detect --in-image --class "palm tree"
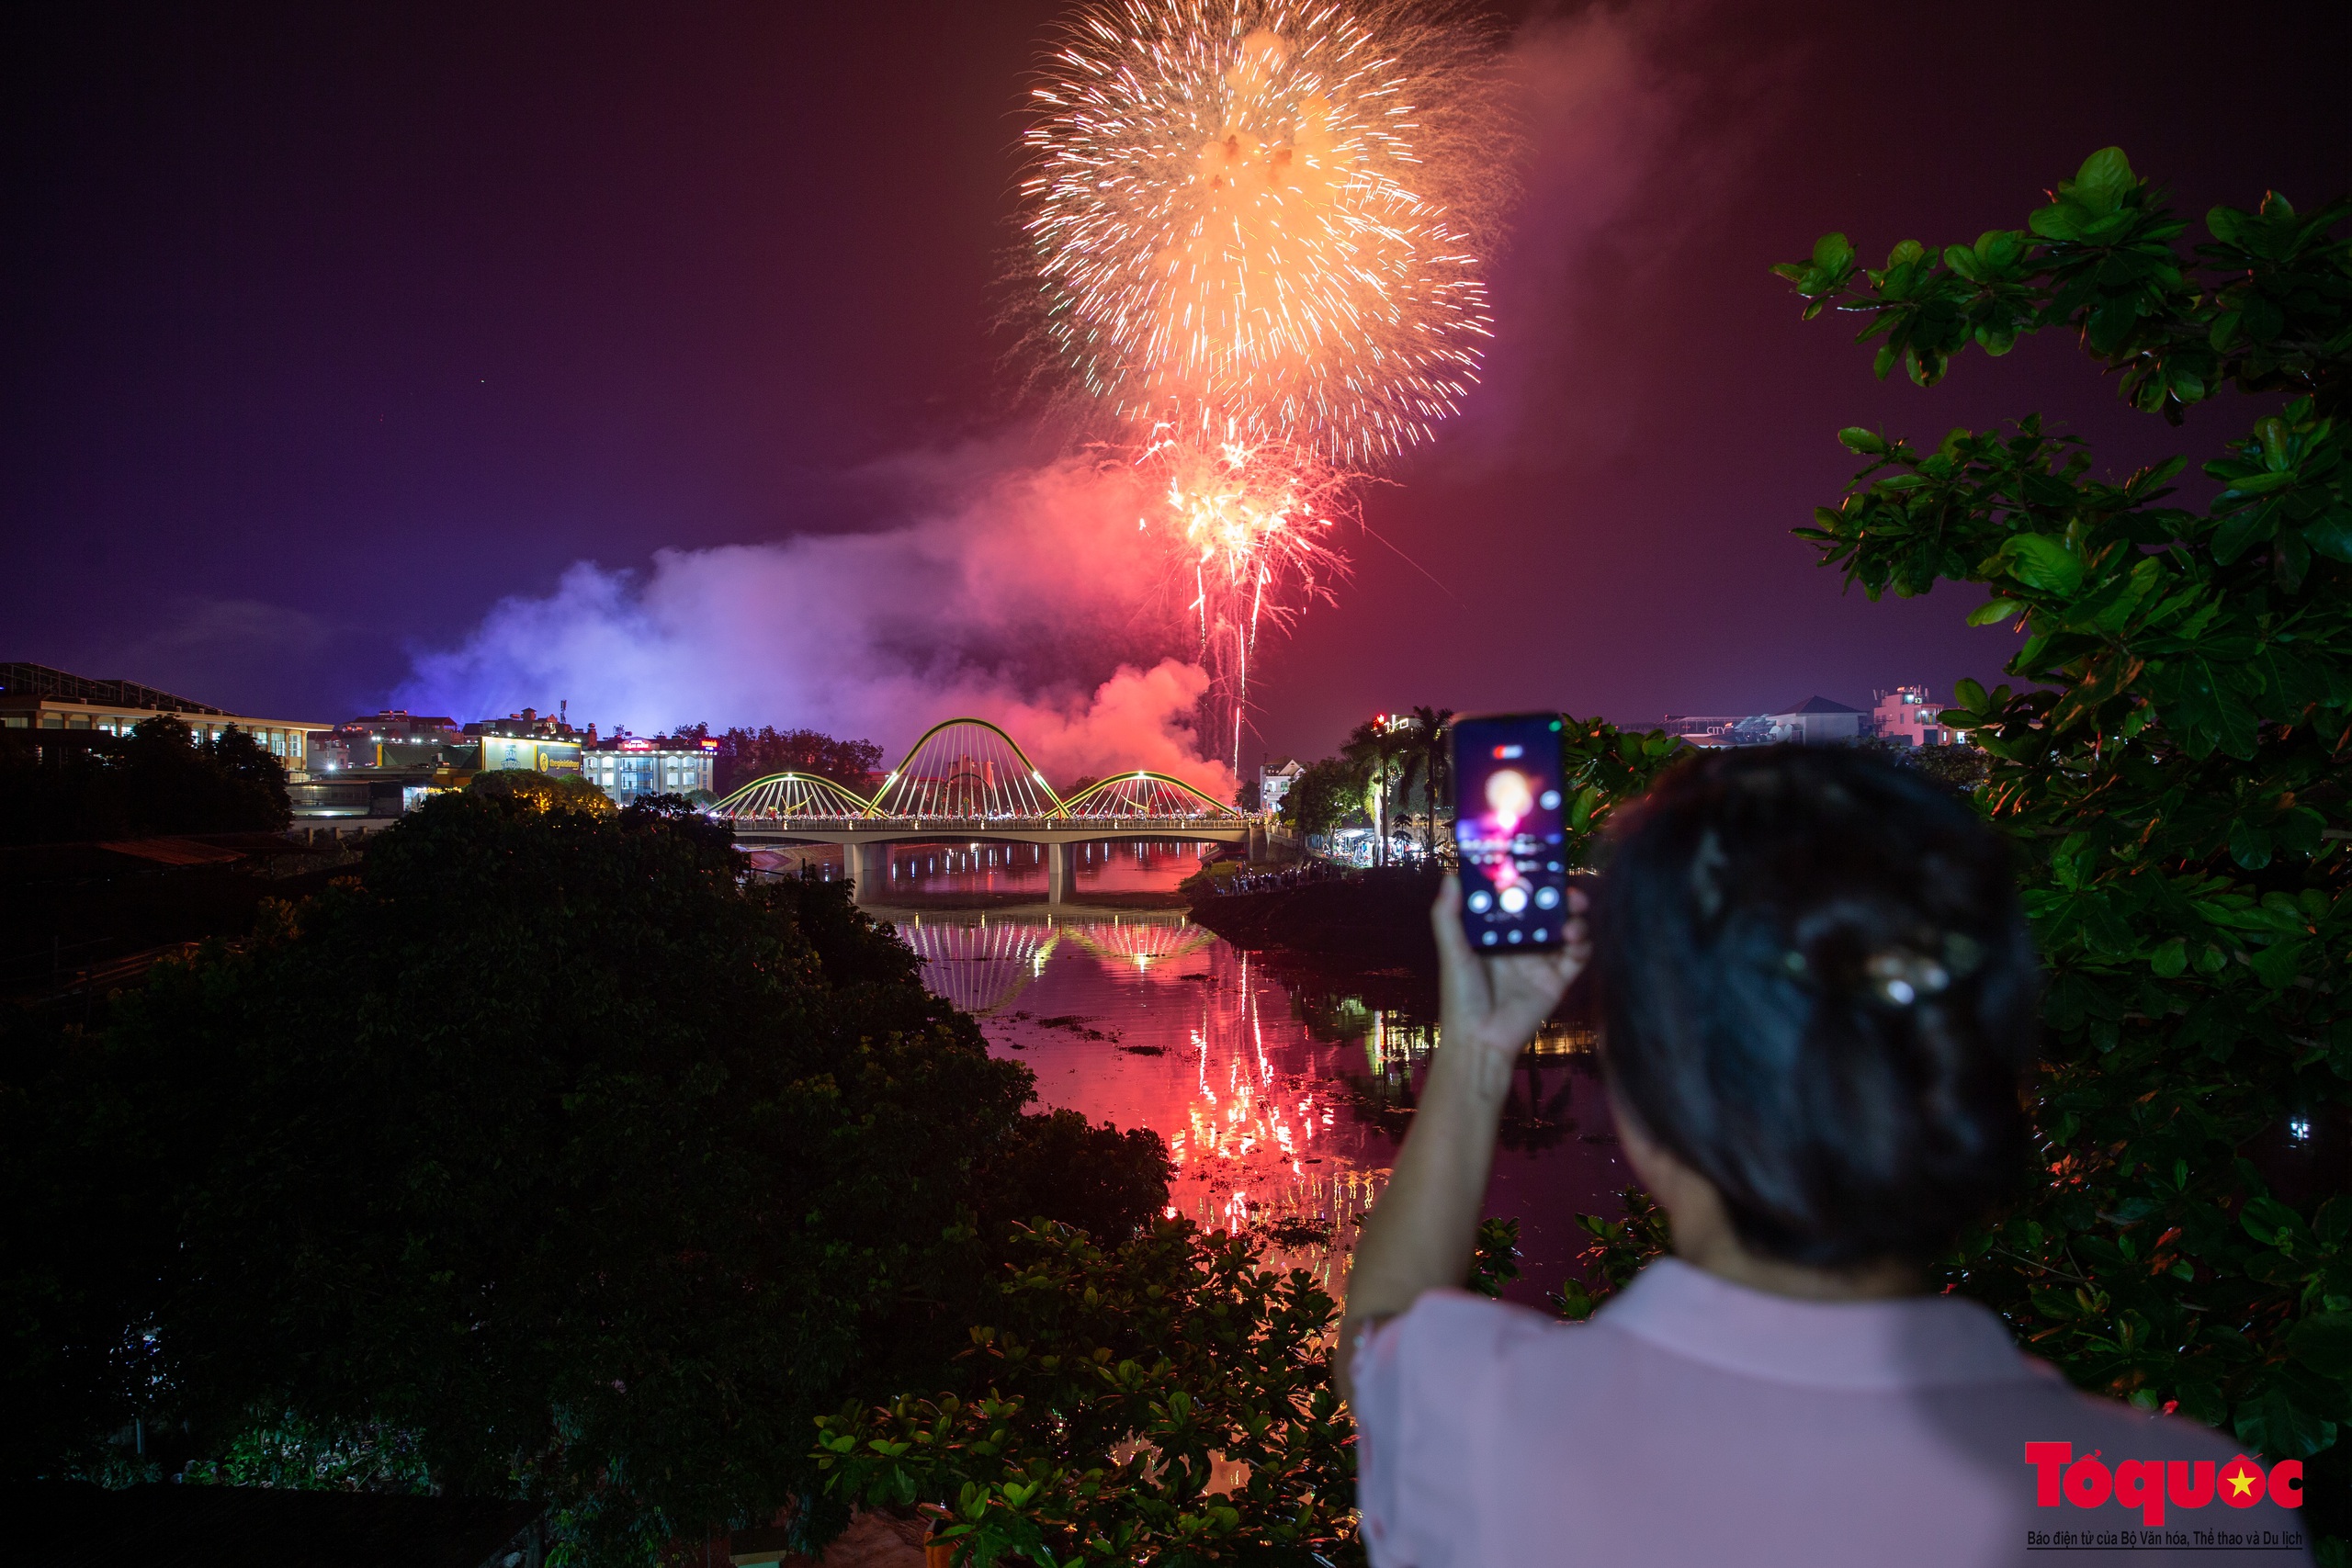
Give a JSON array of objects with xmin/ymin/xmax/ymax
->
[
  {"xmin": 1341, "ymin": 716, "xmax": 1405, "ymax": 867},
  {"xmin": 1410, "ymin": 705, "xmax": 1453, "ymax": 860}
]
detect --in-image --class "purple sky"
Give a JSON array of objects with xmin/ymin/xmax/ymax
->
[{"xmin": 6, "ymin": 1, "xmax": 2344, "ymax": 769}]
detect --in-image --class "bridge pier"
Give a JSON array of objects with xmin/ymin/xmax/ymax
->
[
  {"xmin": 1046, "ymin": 840, "xmax": 1072, "ymax": 905},
  {"xmin": 851, "ymin": 840, "xmax": 891, "ymax": 904}
]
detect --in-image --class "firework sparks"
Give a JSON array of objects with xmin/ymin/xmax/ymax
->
[
  {"xmin": 1141, "ymin": 429, "xmax": 1351, "ymax": 768},
  {"xmin": 1023, "ymin": 0, "xmax": 1506, "ymax": 770}
]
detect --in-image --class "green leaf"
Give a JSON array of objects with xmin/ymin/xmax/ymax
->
[
  {"xmin": 2151, "ymin": 938, "xmax": 2188, "ymax": 978},
  {"xmin": 1838, "ymin": 427, "xmax": 1888, "ymax": 456},
  {"xmin": 2001, "ymin": 535, "xmax": 2085, "ymax": 595},
  {"xmin": 2073, "ymin": 146, "xmax": 2135, "ymax": 201},
  {"xmin": 2290, "ymin": 1314, "xmax": 2352, "ymax": 1380},
  {"xmin": 2234, "ymin": 1385, "xmax": 2338, "ymax": 1461},
  {"xmin": 2228, "ymin": 818, "xmax": 2274, "ymax": 872},
  {"xmin": 1953, "ymin": 677, "xmax": 1988, "ymax": 712},
  {"xmin": 2301, "ymin": 510, "xmax": 2352, "ymax": 564},
  {"xmin": 1968, "ymin": 598, "xmax": 2025, "ymax": 627}
]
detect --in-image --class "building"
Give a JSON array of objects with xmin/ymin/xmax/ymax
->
[
  {"xmin": 1258, "ymin": 757, "xmax": 1303, "ymax": 816},
  {"xmin": 1663, "ymin": 690, "xmax": 1973, "ymax": 750},
  {"xmin": 582, "ymin": 734, "xmax": 718, "ymax": 805},
  {"xmin": 0, "ymin": 661, "xmax": 329, "ymax": 773},
  {"xmin": 291, "ymin": 705, "xmax": 591, "ymax": 819},
  {"xmin": 1767, "ymin": 695, "xmax": 1865, "ymax": 744},
  {"xmin": 465, "ymin": 704, "xmax": 587, "ymax": 741},
  {"xmin": 1870, "ymin": 686, "xmax": 1953, "ymax": 747},
  {"xmin": 309, "ymin": 710, "xmax": 460, "ymax": 773},
  {"xmin": 1661, "ymin": 715, "xmax": 1755, "ymax": 748}
]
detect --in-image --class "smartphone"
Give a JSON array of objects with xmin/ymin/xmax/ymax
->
[{"xmin": 1451, "ymin": 713, "xmax": 1570, "ymax": 952}]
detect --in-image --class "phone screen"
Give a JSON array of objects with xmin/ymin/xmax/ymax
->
[{"xmin": 1452, "ymin": 713, "xmax": 1569, "ymax": 952}]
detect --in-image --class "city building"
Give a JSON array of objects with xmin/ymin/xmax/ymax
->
[
  {"xmin": 465, "ymin": 703, "xmax": 588, "ymax": 741},
  {"xmin": 1665, "ymin": 692, "xmax": 1953, "ymax": 748},
  {"xmin": 0, "ymin": 661, "xmax": 329, "ymax": 773},
  {"xmin": 1767, "ymin": 695, "xmax": 1865, "ymax": 744},
  {"xmin": 1660, "ymin": 715, "xmax": 1758, "ymax": 748},
  {"xmin": 291, "ymin": 705, "xmax": 592, "ymax": 819},
  {"xmin": 582, "ymin": 733, "xmax": 718, "ymax": 805},
  {"xmin": 1870, "ymin": 686, "xmax": 1954, "ymax": 747},
  {"xmin": 309, "ymin": 710, "xmax": 460, "ymax": 773},
  {"xmin": 1258, "ymin": 757, "xmax": 1303, "ymax": 816}
]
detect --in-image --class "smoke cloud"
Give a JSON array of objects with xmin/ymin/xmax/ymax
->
[{"xmin": 396, "ymin": 448, "xmax": 1239, "ymax": 796}]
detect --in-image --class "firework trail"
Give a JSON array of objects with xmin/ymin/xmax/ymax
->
[{"xmin": 1022, "ymin": 0, "xmax": 1508, "ymax": 773}]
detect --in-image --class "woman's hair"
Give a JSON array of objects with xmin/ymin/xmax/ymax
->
[{"xmin": 1592, "ymin": 745, "xmax": 2039, "ymax": 1268}]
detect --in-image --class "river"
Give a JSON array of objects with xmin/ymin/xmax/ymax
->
[{"xmin": 778, "ymin": 839, "xmax": 1634, "ymax": 1310}]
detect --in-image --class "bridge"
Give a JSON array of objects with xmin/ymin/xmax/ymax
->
[{"xmin": 710, "ymin": 717, "xmax": 1252, "ymax": 902}]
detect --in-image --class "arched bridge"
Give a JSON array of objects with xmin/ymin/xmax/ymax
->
[{"xmin": 710, "ymin": 717, "xmax": 1252, "ymax": 902}]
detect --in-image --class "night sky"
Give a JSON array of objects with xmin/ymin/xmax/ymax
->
[{"xmin": 6, "ymin": 1, "xmax": 2345, "ymax": 772}]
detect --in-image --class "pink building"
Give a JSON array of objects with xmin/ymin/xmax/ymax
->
[{"xmin": 1871, "ymin": 686, "xmax": 1954, "ymax": 747}]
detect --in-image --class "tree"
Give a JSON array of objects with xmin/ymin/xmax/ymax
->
[
  {"xmin": 1339, "ymin": 719, "xmax": 1407, "ymax": 867},
  {"xmin": 1275, "ymin": 756, "xmax": 1368, "ymax": 842},
  {"xmin": 467, "ymin": 766, "xmax": 616, "ymax": 816},
  {"xmin": 680, "ymin": 726, "xmax": 886, "ymax": 797},
  {"xmin": 814, "ymin": 1221, "xmax": 1353, "ymax": 1567},
  {"xmin": 0, "ymin": 716, "xmax": 289, "ymax": 845},
  {"xmin": 1401, "ymin": 705, "xmax": 1454, "ymax": 859},
  {"xmin": 2, "ymin": 793, "xmax": 1168, "ymax": 1562},
  {"xmin": 1776, "ymin": 150, "xmax": 2351, "ymax": 1539}
]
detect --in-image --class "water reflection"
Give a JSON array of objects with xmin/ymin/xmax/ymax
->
[
  {"xmin": 878, "ymin": 889, "xmax": 1630, "ymax": 1306},
  {"xmin": 744, "ymin": 838, "xmax": 1217, "ymax": 897}
]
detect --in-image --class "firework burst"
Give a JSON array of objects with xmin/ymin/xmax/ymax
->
[{"xmin": 1022, "ymin": 0, "xmax": 1507, "ymax": 771}]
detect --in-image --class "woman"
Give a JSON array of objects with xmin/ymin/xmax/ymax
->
[{"xmin": 1342, "ymin": 746, "xmax": 2309, "ymax": 1565}]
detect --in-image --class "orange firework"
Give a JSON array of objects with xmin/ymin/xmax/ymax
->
[
  {"xmin": 1023, "ymin": 0, "xmax": 1507, "ymax": 770},
  {"xmin": 1141, "ymin": 429, "xmax": 1351, "ymax": 769}
]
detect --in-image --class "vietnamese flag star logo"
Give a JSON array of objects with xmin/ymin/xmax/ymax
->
[{"xmin": 2220, "ymin": 1457, "xmax": 2264, "ymax": 1506}]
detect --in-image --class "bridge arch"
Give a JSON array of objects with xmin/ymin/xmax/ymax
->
[
  {"xmin": 709, "ymin": 772, "xmax": 875, "ymax": 820},
  {"xmin": 868, "ymin": 716, "xmax": 1064, "ymax": 818},
  {"xmin": 1055, "ymin": 772, "xmax": 1240, "ymax": 821}
]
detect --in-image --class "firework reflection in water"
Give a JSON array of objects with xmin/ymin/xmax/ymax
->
[{"xmin": 1023, "ymin": 0, "xmax": 1508, "ymax": 770}]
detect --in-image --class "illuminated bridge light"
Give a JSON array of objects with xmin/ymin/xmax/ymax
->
[{"xmin": 707, "ymin": 716, "xmax": 1244, "ymax": 828}]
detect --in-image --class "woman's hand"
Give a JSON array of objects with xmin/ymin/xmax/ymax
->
[{"xmin": 1430, "ymin": 874, "xmax": 1590, "ymax": 1095}]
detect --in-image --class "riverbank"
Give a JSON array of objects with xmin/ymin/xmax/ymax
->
[{"xmin": 1185, "ymin": 864, "xmax": 1442, "ymax": 970}]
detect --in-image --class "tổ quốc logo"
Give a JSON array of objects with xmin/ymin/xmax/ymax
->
[{"xmin": 2026, "ymin": 1443, "xmax": 2301, "ymax": 1527}]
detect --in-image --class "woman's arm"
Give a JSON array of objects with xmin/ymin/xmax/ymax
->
[{"xmin": 1336, "ymin": 876, "xmax": 1587, "ymax": 1404}]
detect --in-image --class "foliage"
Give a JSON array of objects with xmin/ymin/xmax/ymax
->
[
  {"xmin": 1276, "ymin": 756, "xmax": 1369, "ymax": 840},
  {"xmin": 1910, "ymin": 742, "xmax": 1992, "ymax": 793},
  {"xmin": 675, "ymin": 724, "xmax": 886, "ymax": 797},
  {"xmin": 1548, "ymin": 1191, "xmax": 1671, "ymax": 1322},
  {"xmin": 1778, "ymin": 149, "xmax": 2352, "ymax": 1537},
  {"xmin": 178, "ymin": 1414, "xmax": 435, "ymax": 1494},
  {"xmin": 468, "ymin": 766, "xmax": 616, "ymax": 816},
  {"xmin": 1339, "ymin": 720, "xmax": 1408, "ymax": 867},
  {"xmin": 970, "ymin": 1110, "xmax": 1176, "ymax": 1250},
  {"xmin": 1464, "ymin": 1217, "xmax": 1521, "ymax": 1299},
  {"xmin": 1555, "ymin": 717, "xmax": 1688, "ymax": 867},
  {"xmin": 0, "ymin": 716, "xmax": 290, "ymax": 844},
  {"xmin": 0, "ymin": 794, "xmax": 1167, "ymax": 1562},
  {"xmin": 813, "ymin": 1220, "xmax": 1353, "ymax": 1568}
]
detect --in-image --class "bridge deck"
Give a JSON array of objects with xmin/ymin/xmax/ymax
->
[{"xmin": 727, "ymin": 817, "xmax": 1251, "ymax": 904}]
